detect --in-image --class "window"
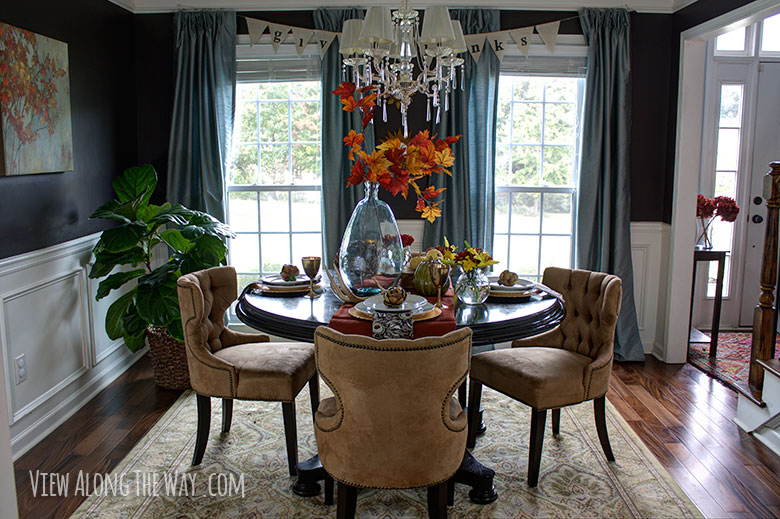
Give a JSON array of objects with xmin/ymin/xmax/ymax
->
[
  {"xmin": 706, "ymin": 83, "xmax": 745, "ymax": 297},
  {"xmin": 493, "ymin": 75, "xmax": 585, "ymax": 282},
  {"xmin": 715, "ymin": 26, "xmax": 749, "ymax": 54},
  {"xmin": 227, "ymin": 81, "xmax": 322, "ymax": 288},
  {"xmin": 760, "ymin": 13, "xmax": 780, "ymax": 54}
]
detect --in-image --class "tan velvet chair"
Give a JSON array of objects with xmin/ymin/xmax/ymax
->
[
  {"xmin": 467, "ymin": 267, "xmax": 622, "ymax": 487},
  {"xmin": 313, "ymin": 326, "xmax": 473, "ymax": 519},
  {"xmin": 177, "ymin": 266, "xmax": 319, "ymax": 473}
]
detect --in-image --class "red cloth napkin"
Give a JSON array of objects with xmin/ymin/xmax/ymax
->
[{"xmin": 329, "ymin": 288, "xmax": 456, "ymax": 338}]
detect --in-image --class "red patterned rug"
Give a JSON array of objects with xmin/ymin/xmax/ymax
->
[{"xmin": 688, "ymin": 332, "xmax": 780, "ymax": 387}]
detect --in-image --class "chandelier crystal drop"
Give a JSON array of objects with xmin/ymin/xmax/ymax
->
[{"xmin": 339, "ymin": 2, "xmax": 467, "ymax": 136}]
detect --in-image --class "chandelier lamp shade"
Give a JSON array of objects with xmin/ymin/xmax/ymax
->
[{"xmin": 339, "ymin": 2, "xmax": 467, "ymax": 135}]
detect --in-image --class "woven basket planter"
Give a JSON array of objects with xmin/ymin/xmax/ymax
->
[{"xmin": 146, "ymin": 326, "xmax": 191, "ymax": 390}]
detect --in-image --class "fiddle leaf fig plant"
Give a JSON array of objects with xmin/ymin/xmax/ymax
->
[{"xmin": 89, "ymin": 164, "xmax": 234, "ymax": 352}]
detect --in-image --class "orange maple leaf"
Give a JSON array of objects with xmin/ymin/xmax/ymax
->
[
  {"xmin": 332, "ymin": 82, "xmax": 356, "ymax": 97},
  {"xmin": 422, "ymin": 186, "xmax": 446, "ymax": 200},
  {"xmin": 420, "ymin": 202, "xmax": 442, "ymax": 223},
  {"xmin": 340, "ymin": 96, "xmax": 358, "ymax": 112}
]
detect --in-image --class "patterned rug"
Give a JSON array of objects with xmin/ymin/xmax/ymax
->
[
  {"xmin": 73, "ymin": 386, "xmax": 701, "ymax": 518},
  {"xmin": 688, "ymin": 332, "xmax": 780, "ymax": 387}
]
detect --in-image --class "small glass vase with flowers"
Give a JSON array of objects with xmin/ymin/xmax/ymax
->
[
  {"xmin": 438, "ymin": 239, "xmax": 499, "ymax": 305},
  {"xmin": 695, "ymin": 194, "xmax": 740, "ymax": 250}
]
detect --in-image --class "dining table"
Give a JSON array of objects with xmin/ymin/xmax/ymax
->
[{"xmin": 235, "ymin": 273, "xmax": 565, "ymax": 506}]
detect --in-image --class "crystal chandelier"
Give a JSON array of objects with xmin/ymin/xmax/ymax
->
[{"xmin": 339, "ymin": 3, "xmax": 467, "ymax": 136}]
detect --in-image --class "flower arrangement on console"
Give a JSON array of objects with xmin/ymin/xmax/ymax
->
[
  {"xmin": 333, "ymin": 81, "xmax": 461, "ymax": 223},
  {"xmin": 696, "ymin": 194, "xmax": 740, "ymax": 250}
]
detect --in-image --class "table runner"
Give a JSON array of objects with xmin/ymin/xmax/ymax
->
[{"xmin": 329, "ymin": 288, "xmax": 456, "ymax": 338}]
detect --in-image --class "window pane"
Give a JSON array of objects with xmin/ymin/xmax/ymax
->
[
  {"xmin": 714, "ymin": 170, "xmax": 737, "ymax": 199},
  {"xmin": 237, "ymin": 274, "xmax": 258, "ymax": 291},
  {"xmin": 719, "ymin": 84, "xmax": 743, "ymax": 127},
  {"xmin": 512, "ymin": 77, "xmax": 543, "ymax": 101},
  {"xmin": 495, "ymin": 145, "xmax": 511, "ymax": 186},
  {"xmin": 291, "ymin": 191, "xmax": 321, "ymax": 232},
  {"xmin": 496, "ymin": 101, "xmax": 511, "ymax": 143},
  {"xmin": 542, "ymin": 146, "xmax": 574, "ymax": 186},
  {"xmin": 498, "ymin": 79, "xmax": 513, "ymax": 101},
  {"xmin": 509, "ymin": 235, "xmax": 539, "ymax": 275},
  {"xmin": 292, "ymin": 144, "xmax": 320, "ymax": 184},
  {"xmin": 761, "ymin": 13, "xmax": 780, "ymax": 52},
  {"xmin": 290, "ymin": 81, "xmax": 320, "ymax": 100},
  {"xmin": 716, "ymin": 26, "xmax": 746, "ymax": 52},
  {"xmin": 231, "ymin": 145, "xmax": 258, "ymax": 185},
  {"xmin": 542, "ymin": 194, "xmax": 573, "ymax": 234},
  {"xmin": 512, "ymin": 103, "xmax": 542, "ymax": 143},
  {"xmin": 545, "ymin": 78, "xmax": 578, "ymax": 102},
  {"xmin": 716, "ymin": 128, "xmax": 740, "ymax": 171},
  {"xmin": 230, "ymin": 234, "xmax": 259, "ymax": 273},
  {"xmin": 261, "ymin": 234, "xmax": 291, "ymax": 273},
  {"xmin": 511, "ymin": 192, "xmax": 540, "ymax": 234},
  {"xmin": 292, "ymin": 234, "xmax": 322, "ymax": 265},
  {"xmin": 228, "ymin": 192, "xmax": 258, "ymax": 232},
  {"xmin": 238, "ymin": 83, "xmax": 257, "ymax": 103},
  {"xmin": 258, "ymin": 82, "xmax": 289, "ymax": 100},
  {"xmin": 540, "ymin": 236, "xmax": 572, "ymax": 270},
  {"xmin": 511, "ymin": 145, "xmax": 541, "ymax": 186},
  {"xmin": 260, "ymin": 191, "xmax": 289, "ymax": 232},
  {"xmin": 259, "ymin": 102, "xmax": 288, "ymax": 142},
  {"xmin": 707, "ymin": 256, "xmax": 731, "ymax": 298},
  {"xmin": 291, "ymin": 102, "xmax": 320, "ymax": 141},
  {"xmin": 492, "ymin": 234, "xmax": 509, "ymax": 269},
  {"xmin": 544, "ymin": 103, "xmax": 576, "ymax": 144},
  {"xmin": 494, "ymin": 192, "xmax": 509, "ymax": 233},
  {"xmin": 239, "ymin": 102, "xmax": 258, "ymax": 142},
  {"xmin": 260, "ymin": 144, "xmax": 289, "ymax": 184}
]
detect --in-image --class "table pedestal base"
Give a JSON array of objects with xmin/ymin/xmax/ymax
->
[{"xmin": 293, "ymin": 450, "xmax": 497, "ymax": 505}]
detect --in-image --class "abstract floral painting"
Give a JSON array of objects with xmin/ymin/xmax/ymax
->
[{"xmin": 0, "ymin": 23, "xmax": 73, "ymax": 176}]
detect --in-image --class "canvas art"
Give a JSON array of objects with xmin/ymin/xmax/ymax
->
[{"xmin": 0, "ymin": 22, "xmax": 73, "ymax": 176}]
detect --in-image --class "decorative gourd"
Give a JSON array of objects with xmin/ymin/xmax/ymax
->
[{"xmin": 413, "ymin": 259, "xmax": 450, "ymax": 297}]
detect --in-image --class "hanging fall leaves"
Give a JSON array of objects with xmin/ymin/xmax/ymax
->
[{"xmin": 333, "ymin": 81, "xmax": 461, "ymax": 223}]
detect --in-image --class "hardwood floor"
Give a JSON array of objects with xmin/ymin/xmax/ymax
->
[{"xmin": 11, "ymin": 354, "xmax": 780, "ymax": 518}]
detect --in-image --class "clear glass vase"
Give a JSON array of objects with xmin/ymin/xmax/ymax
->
[
  {"xmin": 695, "ymin": 217, "xmax": 714, "ymax": 250},
  {"xmin": 454, "ymin": 268, "xmax": 490, "ymax": 305},
  {"xmin": 339, "ymin": 182, "xmax": 404, "ymax": 297}
]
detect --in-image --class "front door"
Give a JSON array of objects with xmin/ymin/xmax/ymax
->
[{"xmin": 739, "ymin": 62, "xmax": 780, "ymax": 326}]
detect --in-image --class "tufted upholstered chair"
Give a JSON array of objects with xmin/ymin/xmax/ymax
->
[
  {"xmin": 313, "ymin": 326, "xmax": 473, "ymax": 519},
  {"xmin": 177, "ymin": 266, "xmax": 319, "ymax": 472},
  {"xmin": 467, "ymin": 267, "xmax": 622, "ymax": 487}
]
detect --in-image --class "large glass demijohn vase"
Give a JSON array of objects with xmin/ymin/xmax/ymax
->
[{"xmin": 339, "ymin": 182, "xmax": 404, "ymax": 297}]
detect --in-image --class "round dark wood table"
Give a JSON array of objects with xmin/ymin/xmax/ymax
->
[
  {"xmin": 235, "ymin": 276, "xmax": 564, "ymax": 349},
  {"xmin": 234, "ymin": 275, "xmax": 565, "ymax": 506}
]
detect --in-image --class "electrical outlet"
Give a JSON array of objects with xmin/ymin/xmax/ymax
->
[{"xmin": 14, "ymin": 354, "xmax": 27, "ymax": 385}]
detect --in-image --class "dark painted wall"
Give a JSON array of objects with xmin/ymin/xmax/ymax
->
[{"xmin": 0, "ymin": 0, "xmax": 137, "ymax": 259}]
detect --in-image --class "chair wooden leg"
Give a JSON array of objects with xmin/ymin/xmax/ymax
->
[
  {"xmin": 337, "ymin": 482, "xmax": 358, "ymax": 519},
  {"xmin": 466, "ymin": 380, "xmax": 483, "ymax": 449},
  {"xmin": 192, "ymin": 394, "xmax": 211, "ymax": 466},
  {"xmin": 324, "ymin": 473, "xmax": 335, "ymax": 506},
  {"xmin": 427, "ymin": 481, "xmax": 448, "ymax": 519},
  {"xmin": 594, "ymin": 396, "xmax": 615, "ymax": 461},
  {"xmin": 528, "ymin": 408, "xmax": 547, "ymax": 487},
  {"xmin": 446, "ymin": 478, "xmax": 455, "ymax": 506},
  {"xmin": 552, "ymin": 408, "xmax": 560, "ymax": 436},
  {"xmin": 221, "ymin": 398, "xmax": 233, "ymax": 434},
  {"xmin": 281, "ymin": 401, "xmax": 298, "ymax": 476},
  {"xmin": 309, "ymin": 373, "xmax": 320, "ymax": 418}
]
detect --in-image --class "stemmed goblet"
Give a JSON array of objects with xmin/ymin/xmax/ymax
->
[
  {"xmin": 430, "ymin": 261, "xmax": 450, "ymax": 309},
  {"xmin": 302, "ymin": 256, "xmax": 321, "ymax": 299}
]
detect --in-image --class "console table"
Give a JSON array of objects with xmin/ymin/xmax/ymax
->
[{"xmin": 689, "ymin": 249, "xmax": 727, "ymax": 358}]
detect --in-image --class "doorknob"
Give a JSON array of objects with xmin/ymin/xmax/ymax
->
[{"xmin": 753, "ymin": 214, "xmax": 764, "ymax": 224}]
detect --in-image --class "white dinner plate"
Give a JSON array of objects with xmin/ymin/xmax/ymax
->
[
  {"xmin": 261, "ymin": 274, "xmax": 321, "ymax": 287},
  {"xmin": 488, "ymin": 276, "xmax": 535, "ymax": 292},
  {"xmin": 355, "ymin": 294, "xmax": 433, "ymax": 314}
]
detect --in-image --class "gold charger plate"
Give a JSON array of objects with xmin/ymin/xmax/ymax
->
[
  {"xmin": 488, "ymin": 288, "xmax": 540, "ymax": 300},
  {"xmin": 348, "ymin": 306, "xmax": 442, "ymax": 322}
]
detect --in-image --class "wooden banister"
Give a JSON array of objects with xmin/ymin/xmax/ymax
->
[{"xmin": 751, "ymin": 161, "xmax": 780, "ymax": 392}]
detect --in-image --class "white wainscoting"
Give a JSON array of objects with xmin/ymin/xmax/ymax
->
[
  {"xmin": 0, "ymin": 233, "xmax": 149, "ymax": 459},
  {"xmin": 630, "ymin": 222, "xmax": 672, "ymax": 359}
]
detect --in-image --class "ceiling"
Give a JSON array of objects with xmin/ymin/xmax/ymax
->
[{"xmin": 108, "ymin": 0, "xmax": 699, "ymax": 15}]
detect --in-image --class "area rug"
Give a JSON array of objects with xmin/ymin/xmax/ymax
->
[
  {"xmin": 72, "ymin": 386, "xmax": 701, "ymax": 518},
  {"xmin": 688, "ymin": 332, "xmax": 780, "ymax": 388}
]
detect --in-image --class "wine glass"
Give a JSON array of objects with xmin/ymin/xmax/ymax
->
[
  {"xmin": 302, "ymin": 256, "xmax": 321, "ymax": 299},
  {"xmin": 430, "ymin": 261, "xmax": 450, "ymax": 309}
]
